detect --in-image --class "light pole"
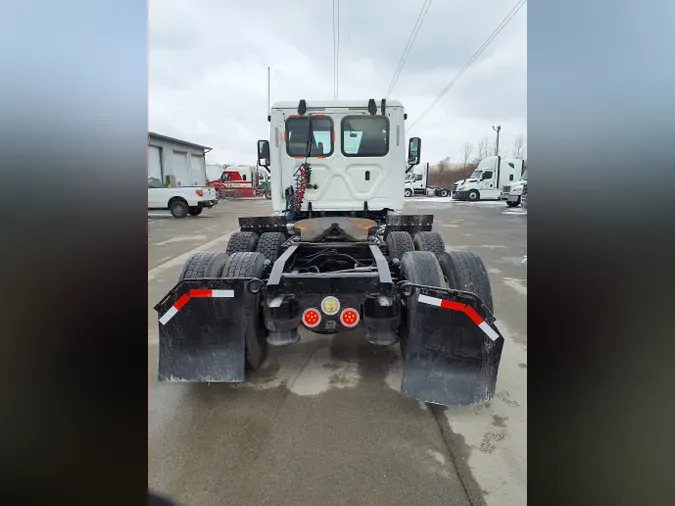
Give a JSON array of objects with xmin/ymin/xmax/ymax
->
[{"xmin": 492, "ymin": 125, "xmax": 501, "ymax": 156}]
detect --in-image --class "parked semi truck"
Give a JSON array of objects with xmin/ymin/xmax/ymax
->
[
  {"xmin": 404, "ymin": 162, "xmax": 452, "ymax": 197},
  {"xmin": 154, "ymin": 98, "xmax": 505, "ymax": 407},
  {"xmin": 452, "ymin": 156, "xmax": 523, "ymax": 201}
]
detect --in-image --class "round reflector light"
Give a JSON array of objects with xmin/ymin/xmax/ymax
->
[
  {"xmin": 321, "ymin": 296, "xmax": 340, "ymax": 315},
  {"xmin": 302, "ymin": 308, "xmax": 322, "ymax": 328},
  {"xmin": 340, "ymin": 308, "xmax": 360, "ymax": 328}
]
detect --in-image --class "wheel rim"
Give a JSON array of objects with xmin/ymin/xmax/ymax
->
[
  {"xmin": 469, "ymin": 192, "xmax": 477, "ymax": 201},
  {"xmin": 175, "ymin": 205, "xmax": 186, "ymax": 216}
]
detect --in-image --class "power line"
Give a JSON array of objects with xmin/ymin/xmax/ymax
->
[
  {"xmin": 337, "ymin": 0, "xmax": 340, "ymax": 99},
  {"xmin": 385, "ymin": 0, "xmax": 432, "ymax": 99},
  {"xmin": 408, "ymin": 0, "xmax": 526, "ymax": 131},
  {"xmin": 332, "ymin": 0, "xmax": 341, "ymax": 99}
]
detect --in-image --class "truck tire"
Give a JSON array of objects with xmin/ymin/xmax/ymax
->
[
  {"xmin": 225, "ymin": 231, "xmax": 259, "ymax": 255},
  {"xmin": 386, "ymin": 231, "xmax": 415, "ymax": 262},
  {"xmin": 413, "ymin": 231, "xmax": 446, "ymax": 258},
  {"xmin": 188, "ymin": 206, "xmax": 203, "ymax": 216},
  {"xmin": 399, "ymin": 251, "xmax": 445, "ymax": 353},
  {"xmin": 506, "ymin": 197, "xmax": 521, "ymax": 208},
  {"xmin": 221, "ymin": 252, "xmax": 268, "ymax": 370},
  {"xmin": 467, "ymin": 190, "xmax": 480, "ymax": 201},
  {"xmin": 169, "ymin": 199, "xmax": 189, "ymax": 218},
  {"xmin": 204, "ymin": 252, "xmax": 230, "ymax": 277},
  {"xmin": 438, "ymin": 251, "xmax": 494, "ymax": 313},
  {"xmin": 439, "ymin": 188, "xmax": 449, "ymax": 197},
  {"xmin": 404, "ymin": 188, "xmax": 413, "ymax": 197},
  {"xmin": 178, "ymin": 252, "xmax": 216, "ymax": 280},
  {"xmin": 256, "ymin": 232, "xmax": 286, "ymax": 262}
]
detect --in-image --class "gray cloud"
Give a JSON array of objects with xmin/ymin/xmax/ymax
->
[{"xmin": 150, "ymin": 0, "xmax": 526, "ymax": 164}]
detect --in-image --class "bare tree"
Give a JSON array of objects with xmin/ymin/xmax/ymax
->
[
  {"xmin": 512, "ymin": 134, "xmax": 526, "ymax": 159},
  {"xmin": 437, "ymin": 156, "xmax": 451, "ymax": 176},
  {"xmin": 476, "ymin": 134, "xmax": 490, "ymax": 161},
  {"xmin": 462, "ymin": 142, "xmax": 472, "ymax": 169}
]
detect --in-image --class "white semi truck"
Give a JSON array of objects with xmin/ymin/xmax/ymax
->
[
  {"xmin": 451, "ymin": 156, "xmax": 523, "ymax": 202},
  {"xmin": 404, "ymin": 163, "xmax": 452, "ymax": 197},
  {"xmin": 154, "ymin": 98, "xmax": 506, "ymax": 408}
]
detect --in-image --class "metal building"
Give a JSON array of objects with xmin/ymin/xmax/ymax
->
[{"xmin": 148, "ymin": 132, "xmax": 212, "ymax": 188}]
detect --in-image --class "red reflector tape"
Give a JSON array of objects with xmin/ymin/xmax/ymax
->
[
  {"xmin": 159, "ymin": 289, "xmax": 235, "ymax": 325},
  {"xmin": 174, "ymin": 294, "xmax": 190, "ymax": 310},
  {"xmin": 189, "ymin": 289, "xmax": 235, "ymax": 298},
  {"xmin": 417, "ymin": 294, "xmax": 499, "ymax": 341}
]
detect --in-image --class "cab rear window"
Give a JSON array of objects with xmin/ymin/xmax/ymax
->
[
  {"xmin": 285, "ymin": 117, "xmax": 334, "ymax": 157},
  {"xmin": 341, "ymin": 116, "xmax": 389, "ymax": 157}
]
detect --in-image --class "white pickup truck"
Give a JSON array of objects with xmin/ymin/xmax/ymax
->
[{"xmin": 148, "ymin": 177, "xmax": 218, "ymax": 218}]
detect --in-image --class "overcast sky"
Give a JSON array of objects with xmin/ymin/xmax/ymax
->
[{"xmin": 149, "ymin": 0, "xmax": 526, "ymax": 166}]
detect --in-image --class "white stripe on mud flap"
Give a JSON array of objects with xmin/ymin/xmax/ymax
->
[
  {"xmin": 211, "ymin": 289, "xmax": 234, "ymax": 298},
  {"xmin": 418, "ymin": 294, "xmax": 442, "ymax": 307},
  {"xmin": 478, "ymin": 321, "xmax": 500, "ymax": 342},
  {"xmin": 159, "ymin": 306, "xmax": 179, "ymax": 325}
]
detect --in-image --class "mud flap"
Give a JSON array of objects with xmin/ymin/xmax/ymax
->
[
  {"xmin": 154, "ymin": 279, "xmax": 256, "ymax": 382},
  {"xmin": 400, "ymin": 285, "xmax": 504, "ymax": 406}
]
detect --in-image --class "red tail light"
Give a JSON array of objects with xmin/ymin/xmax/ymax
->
[
  {"xmin": 196, "ymin": 189, "xmax": 204, "ymax": 197},
  {"xmin": 302, "ymin": 308, "xmax": 321, "ymax": 328},
  {"xmin": 340, "ymin": 308, "xmax": 360, "ymax": 328}
]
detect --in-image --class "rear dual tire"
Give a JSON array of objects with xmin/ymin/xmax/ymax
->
[
  {"xmin": 225, "ymin": 231, "xmax": 259, "ymax": 255},
  {"xmin": 398, "ymin": 249, "xmax": 494, "ymax": 352},
  {"xmin": 176, "ymin": 251, "xmax": 268, "ymax": 372},
  {"xmin": 178, "ymin": 251, "xmax": 229, "ymax": 280},
  {"xmin": 222, "ymin": 252, "xmax": 268, "ymax": 370},
  {"xmin": 413, "ymin": 231, "xmax": 445, "ymax": 257}
]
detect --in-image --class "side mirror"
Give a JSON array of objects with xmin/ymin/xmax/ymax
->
[
  {"xmin": 257, "ymin": 140, "xmax": 270, "ymax": 167},
  {"xmin": 407, "ymin": 137, "xmax": 421, "ymax": 165}
]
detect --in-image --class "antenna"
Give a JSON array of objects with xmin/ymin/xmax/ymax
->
[{"xmin": 267, "ymin": 66, "xmax": 271, "ymax": 117}]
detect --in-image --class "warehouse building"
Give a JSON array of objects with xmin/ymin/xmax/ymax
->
[{"xmin": 148, "ymin": 132, "xmax": 212, "ymax": 188}]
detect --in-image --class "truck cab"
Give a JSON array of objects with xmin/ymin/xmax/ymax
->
[
  {"xmin": 502, "ymin": 168, "xmax": 527, "ymax": 207},
  {"xmin": 259, "ymin": 99, "xmax": 407, "ymax": 214},
  {"xmin": 404, "ymin": 163, "xmax": 428, "ymax": 197},
  {"xmin": 452, "ymin": 156, "xmax": 522, "ymax": 201},
  {"xmin": 208, "ymin": 166, "xmax": 256, "ymax": 198}
]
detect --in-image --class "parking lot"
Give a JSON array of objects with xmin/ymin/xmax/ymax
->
[{"xmin": 148, "ymin": 197, "xmax": 527, "ymax": 506}]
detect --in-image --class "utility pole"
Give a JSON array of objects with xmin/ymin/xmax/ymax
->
[{"xmin": 492, "ymin": 125, "xmax": 501, "ymax": 156}]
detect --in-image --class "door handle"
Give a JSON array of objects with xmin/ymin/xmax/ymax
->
[{"xmin": 365, "ymin": 171, "xmax": 370, "ymax": 181}]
